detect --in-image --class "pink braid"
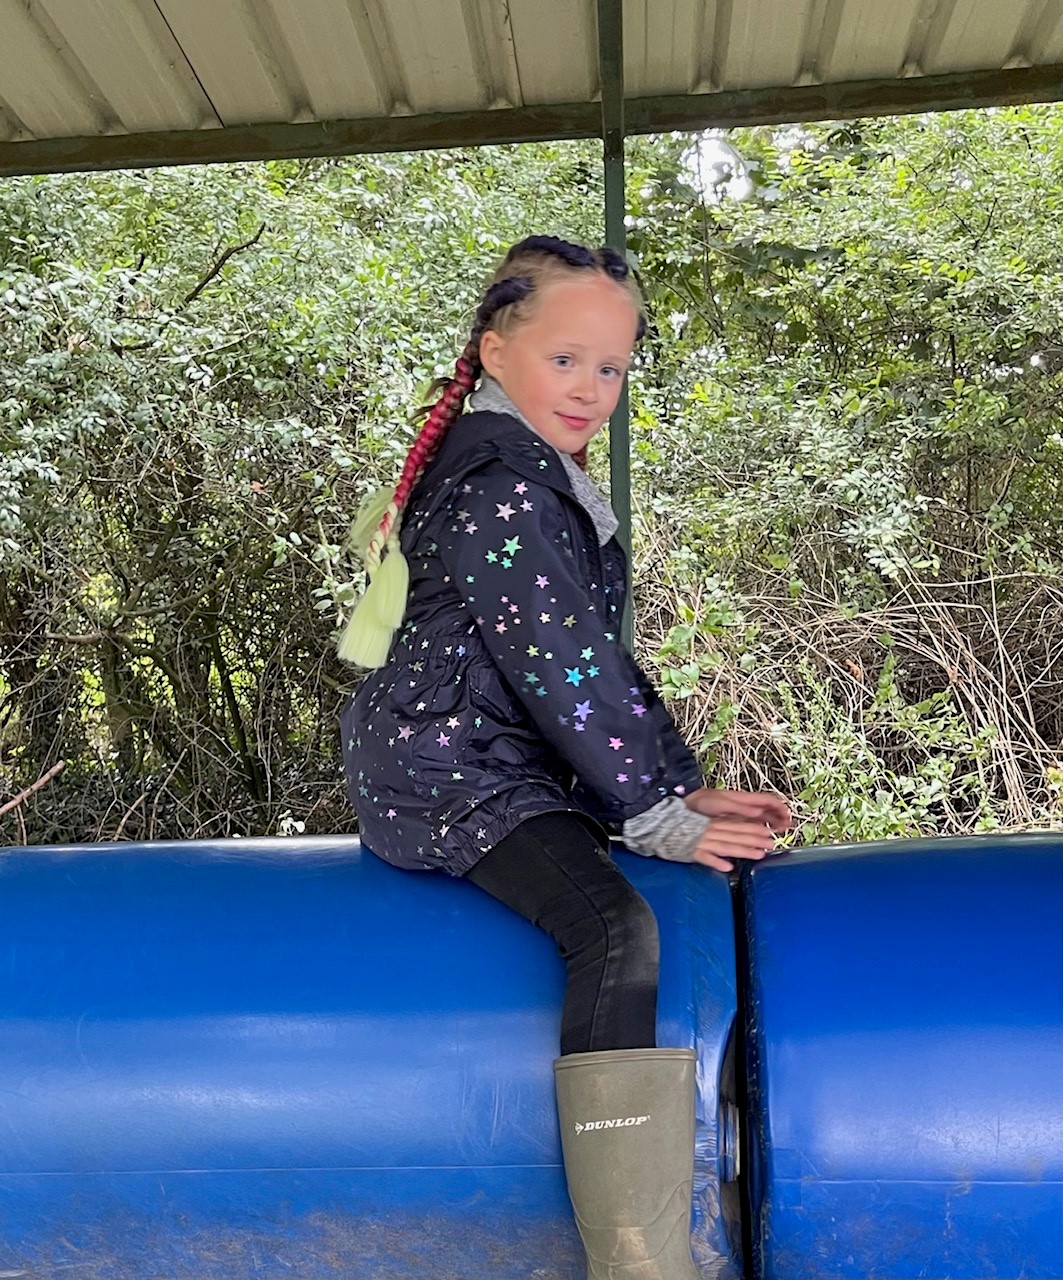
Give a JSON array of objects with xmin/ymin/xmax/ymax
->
[{"xmin": 364, "ymin": 347, "xmax": 478, "ymax": 568}]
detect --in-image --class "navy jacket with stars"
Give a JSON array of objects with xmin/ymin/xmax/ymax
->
[{"xmin": 341, "ymin": 410, "xmax": 703, "ymax": 876}]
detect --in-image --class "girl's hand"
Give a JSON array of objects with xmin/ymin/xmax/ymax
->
[
  {"xmin": 684, "ymin": 786, "xmax": 792, "ymax": 832},
  {"xmin": 684, "ymin": 787, "xmax": 792, "ymax": 873},
  {"xmin": 689, "ymin": 817, "xmax": 779, "ymax": 873}
]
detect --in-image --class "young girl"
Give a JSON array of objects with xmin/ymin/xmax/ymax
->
[{"xmin": 339, "ymin": 235, "xmax": 790, "ymax": 1279}]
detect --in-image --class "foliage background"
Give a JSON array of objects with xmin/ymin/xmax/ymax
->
[{"xmin": 1, "ymin": 106, "xmax": 1061, "ymax": 845}]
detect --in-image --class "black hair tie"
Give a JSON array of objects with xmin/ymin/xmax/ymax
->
[{"xmin": 596, "ymin": 245, "xmax": 630, "ymax": 281}]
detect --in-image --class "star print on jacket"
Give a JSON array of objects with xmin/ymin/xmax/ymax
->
[
  {"xmin": 435, "ymin": 458, "xmax": 696, "ymax": 822},
  {"xmin": 340, "ymin": 410, "xmax": 702, "ymax": 877}
]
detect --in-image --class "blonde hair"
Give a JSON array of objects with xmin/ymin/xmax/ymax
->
[{"xmin": 338, "ymin": 236, "xmax": 644, "ymax": 668}]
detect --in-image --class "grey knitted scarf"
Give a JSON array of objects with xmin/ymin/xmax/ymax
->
[{"xmin": 469, "ymin": 376, "xmax": 619, "ymax": 546}]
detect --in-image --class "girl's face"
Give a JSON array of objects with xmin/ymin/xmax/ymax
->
[{"xmin": 479, "ymin": 274, "xmax": 639, "ymax": 455}]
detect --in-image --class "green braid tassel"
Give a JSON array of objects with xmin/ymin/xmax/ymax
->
[
  {"xmin": 337, "ymin": 533, "xmax": 409, "ymax": 668},
  {"xmin": 370, "ymin": 534, "xmax": 409, "ymax": 628},
  {"xmin": 346, "ymin": 487, "xmax": 394, "ymax": 559}
]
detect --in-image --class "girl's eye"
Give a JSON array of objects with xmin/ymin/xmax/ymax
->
[
  {"xmin": 601, "ymin": 365, "xmax": 622, "ymax": 379},
  {"xmin": 552, "ymin": 355, "xmax": 573, "ymax": 368}
]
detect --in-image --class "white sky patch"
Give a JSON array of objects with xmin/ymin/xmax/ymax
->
[{"xmin": 682, "ymin": 131, "xmax": 752, "ymax": 203}]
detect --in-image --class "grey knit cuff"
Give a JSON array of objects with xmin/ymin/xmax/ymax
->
[{"xmin": 620, "ymin": 795, "xmax": 709, "ymax": 863}]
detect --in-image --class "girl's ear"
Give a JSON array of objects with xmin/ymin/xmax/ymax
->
[{"xmin": 479, "ymin": 328, "xmax": 505, "ymax": 379}]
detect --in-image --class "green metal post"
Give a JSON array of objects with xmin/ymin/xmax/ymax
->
[{"xmin": 597, "ymin": 0, "xmax": 633, "ymax": 648}]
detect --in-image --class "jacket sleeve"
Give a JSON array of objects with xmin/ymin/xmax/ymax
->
[{"xmin": 435, "ymin": 460, "xmax": 702, "ymax": 825}]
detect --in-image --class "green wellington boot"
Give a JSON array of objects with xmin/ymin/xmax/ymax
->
[{"xmin": 553, "ymin": 1047, "xmax": 701, "ymax": 1279}]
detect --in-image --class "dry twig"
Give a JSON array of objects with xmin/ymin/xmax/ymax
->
[{"xmin": 1, "ymin": 760, "xmax": 66, "ymax": 820}]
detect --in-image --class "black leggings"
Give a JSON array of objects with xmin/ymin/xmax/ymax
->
[{"xmin": 465, "ymin": 810, "xmax": 659, "ymax": 1056}]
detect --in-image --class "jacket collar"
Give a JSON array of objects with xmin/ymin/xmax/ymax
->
[
  {"xmin": 412, "ymin": 409, "xmax": 577, "ymax": 514},
  {"xmin": 401, "ymin": 407, "xmax": 615, "ymax": 592}
]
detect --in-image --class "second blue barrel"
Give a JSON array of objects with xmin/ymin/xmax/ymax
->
[{"xmin": 740, "ymin": 832, "xmax": 1063, "ymax": 1280}]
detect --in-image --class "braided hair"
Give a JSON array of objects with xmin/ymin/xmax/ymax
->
[{"xmin": 338, "ymin": 236, "xmax": 644, "ymax": 667}]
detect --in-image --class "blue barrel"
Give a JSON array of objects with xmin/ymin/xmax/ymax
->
[
  {"xmin": 0, "ymin": 837, "xmax": 738, "ymax": 1280},
  {"xmin": 740, "ymin": 833, "xmax": 1063, "ymax": 1279}
]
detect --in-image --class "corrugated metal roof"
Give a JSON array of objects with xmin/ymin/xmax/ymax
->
[{"xmin": 0, "ymin": 0, "xmax": 1060, "ymax": 176}]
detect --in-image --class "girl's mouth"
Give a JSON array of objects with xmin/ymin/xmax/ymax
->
[{"xmin": 558, "ymin": 414, "xmax": 591, "ymax": 430}]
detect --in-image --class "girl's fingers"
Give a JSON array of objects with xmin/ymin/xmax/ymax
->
[
  {"xmin": 697, "ymin": 843, "xmax": 768, "ymax": 864},
  {"xmin": 705, "ymin": 820, "xmax": 775, "ymax": 851},
  {"xmin": 693, "ymin": 852, "xmax": 734, "ymax": 873},
  {"xmin": 756, "ymin": 796, "xmax": 793, "ymax": 830},
  {"xmin": 693, "ymin": 818, "xmax": 777, "ymax": 869},
  {"xmin": 687, "ymin": 789, "xmax": 794, "ymax": 831}
]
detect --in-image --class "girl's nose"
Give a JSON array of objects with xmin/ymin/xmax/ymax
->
[{"xmin": 572, "ymin": 370, "xmax": 597, "ymax": 402}]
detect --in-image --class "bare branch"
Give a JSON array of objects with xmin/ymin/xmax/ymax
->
[
  {"xmin": 1, "ymin": 760, "xmax": 66, "ymax": 820},
  {"xmin": 180, "ymin": 222, "xmax": 266, "ymax": 308}
]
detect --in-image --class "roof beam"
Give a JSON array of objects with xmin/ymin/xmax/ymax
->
[{"xmin": 0, "ymin": 62, "xmax": 1060, "ymax": 178}]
